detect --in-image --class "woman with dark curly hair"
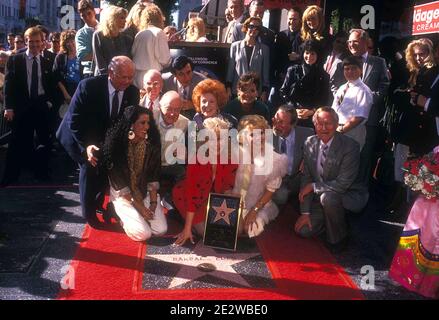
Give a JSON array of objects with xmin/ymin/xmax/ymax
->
[
  {"xmin": 192, "ymin": 78, "xmax": 237, "ymax": 130},
  {"xmin": 103, "ymin": 105, "xmax": 167, "ymax": 242}
]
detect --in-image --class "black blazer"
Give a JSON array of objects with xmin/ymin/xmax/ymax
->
[
  {"xmin": 279, "ymin": 64, "xmax": 330, "ymax": 108},
  {"xmin": 56, "ymin": 75, "xmax": 140, "ymax": 164},
  {"xmin": 4, "ymin": 52, "xmax": 55, "ymax": 113},
  {"xmin": 427, "ymin": 77, "xmax": 439, "ymax": 117}
]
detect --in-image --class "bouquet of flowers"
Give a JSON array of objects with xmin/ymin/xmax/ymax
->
[{"xmin": 403, "ymin": 151, "xmax": 439, "ymax": 199}]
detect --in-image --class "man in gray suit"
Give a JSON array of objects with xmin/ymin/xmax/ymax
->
[
  {"xmin": 161, "ymin": 55, "xmax": 206, "ymax": 119},
  {"xmin": 331, "ymin": 29, "xmax": 390, "ymax": 186},
  {"xmin": 294, "ymin": 107, "xmax": 369, "ymax": 251},
  {"xmin": 223, "ymin": 0, "xmax": 246, "ymax": 43},
  {"xmin": 272, "ymin": 105, "xmax": 314, "ymax": 206}
]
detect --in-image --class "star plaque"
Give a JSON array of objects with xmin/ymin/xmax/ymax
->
[{"xmin": 203, "ymin": 193, "xmax": 242, "ymax": 251}]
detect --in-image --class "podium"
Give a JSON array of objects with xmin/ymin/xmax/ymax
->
[{"xmin": 169, "ymin": 41, "xmax": 231, "ymax": 83}]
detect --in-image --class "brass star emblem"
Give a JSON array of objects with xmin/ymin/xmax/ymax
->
[{"xmin": 212, "ymin": 200, "xmax": 235, "ymax": 225}]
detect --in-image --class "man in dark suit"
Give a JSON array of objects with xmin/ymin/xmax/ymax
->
[
  {"xmin": 294, "ymin": 107, "xmax": 368, "ymax": 251},
  {"xmin": 269, "ymin": 7, "xmax": 303, "ymax": 110},
  {"xmin": 274, "ymin": 7, "xmax": 303, "ymax": 75},
  {"xmin": 1, "ymin": 27, "xmax": 55, "ymax": 186},
  {"xmin": 416, "ymin": 74, "xmax": 439, "ymax": 136},
  {"xmin": 57, "ymin": 56, "xmax": 139, "ymax": 228},
  {"xmin": 419, "ymin": 74, "xmax": 439, "ymax": 117},
  {"xmin": 271, "ymin": 105, "xmax": 314, "ymax": 206},
  {"xmin": 331, "ymin": 29, "xmax": 390, "ymax": 186}
]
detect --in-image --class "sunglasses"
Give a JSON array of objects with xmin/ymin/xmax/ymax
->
[{"xmin": 248, "ymin": 24, "xmax": 260, "ymax": 30}]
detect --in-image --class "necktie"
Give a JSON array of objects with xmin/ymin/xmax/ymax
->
[
  {"xmin": 30, "ymin": 57, "xmax": 38, "ymax": 100},
  {"xmin": 111, "ymin": 90, "xmax": 120, "ymax": 120},
  {"xmin": 148, "ymin": 100, "xmax": 154, "ymax": 111},
  {"xmin": 319, "ymin": 144, "xmax": 329, "ymax": 180},
  {"xmin": 280, "ymin": 138, "xmax": 287, "ymax": 154},
  {"xmin": 337, "ymin": 84, "xmax": 350, "ymax": 105},
  {"xmin": 325, "ymin": 54, "xmax": 334, "ymax": 73},
  {"xmin": 183, "ymin": 87, "xmax": 189, "ymax": 100}
]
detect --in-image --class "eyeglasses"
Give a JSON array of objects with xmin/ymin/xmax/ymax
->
[
  {"xmin": 14, "ymin": 40, "xmax": 24, "ymax": 44},
  {"xmin": 248, "ymin": 24, "xmax": 260, "ymax": 30}
]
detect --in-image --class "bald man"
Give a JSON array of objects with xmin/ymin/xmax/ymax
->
[
  {"xmin": 57, "ymin": 56, "xmax": 140, "ymax": 229},
  {"xmin": 140, "ymin": 69, "xmax": 163, "ymax": 112},
  {"xmin": 153, "ymin": 91, "xmax": 189, "ymax": 184}
]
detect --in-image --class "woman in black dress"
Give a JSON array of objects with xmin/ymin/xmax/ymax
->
[{"xmin": 279, "ymin": 40, "xmax": 330, "ymax": 127}]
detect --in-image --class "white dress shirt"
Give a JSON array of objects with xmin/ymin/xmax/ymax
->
[
  {"xmin": 142, "ymin": 96, "xmax": 160, "ymax": 111},
  {"xmin": 332, "ymin": 78, "xmax": 373, "ymax": 149}
]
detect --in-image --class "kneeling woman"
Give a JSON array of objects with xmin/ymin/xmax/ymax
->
[
  {"xmin": 103, "ymin": 105, "xmax": 167, "ymax": 241},
  {"xmin": 172, "ymin": 117, "xmax": 238, "ymax": 245},
  {"xmin": 234, "ymin": 115, "xmax": 288, "ymax": 237}
]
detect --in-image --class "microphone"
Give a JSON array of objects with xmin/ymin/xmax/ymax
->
[{"xmin": 169, "ymin": 26, "xmax": 188, "ymax": 41}]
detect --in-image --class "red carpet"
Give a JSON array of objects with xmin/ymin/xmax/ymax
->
[{"xmin": 58, "ymin": 205, "xmax": 364, "ymax": 300}]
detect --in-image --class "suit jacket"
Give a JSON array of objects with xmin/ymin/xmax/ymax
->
[
  {"xmin": 427, "ymin": 75, "xmax": 439, "ymax": 118},
  {"xmin": 161, "ymin": 71, "xmax": 206, "ymax": 99},
  {"xmin": 56, "ymin": 75, "xmax": 140, "ymax": 164},
  {"xmin": 331, "ymin": 54, "xmax": 390, "ymax": 126},
  {"xmin": 273, "ymin": 126, "xmax": 314, "ymax": 176},
  {"xmin": 226, "ymin": 40, "xmax": 270, "ymax": 94},
  {"xmin": 273, "ymin": 29, "xmax": 303, "ymax": 83},
  {"xmin": 300, "ymin": 133, "xmax": 367, "ymax": 213},
  {"xmin": 4, "ymin": 52, "xmax": 55, "ymax": 113}
]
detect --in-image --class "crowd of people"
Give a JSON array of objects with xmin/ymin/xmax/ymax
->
[{"xmin": 1, "ymin": 0, "xmax": 438, "ymax": 298}]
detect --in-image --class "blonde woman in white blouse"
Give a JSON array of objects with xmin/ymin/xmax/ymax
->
[
  {"xmin": 132, "ymin": 4, "xmax": 171, "ymax": 88},
  {"xmin": 233, "ymin": 115, "xmax": 288, "ymax": 238}
]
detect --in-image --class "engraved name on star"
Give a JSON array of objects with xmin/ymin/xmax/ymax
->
[
  {"xmin": 212, "ymin": 199, "xmax": 235, "ymax": 225},
  {"xmin": 147, "ymin": 241, "xmax": 261, "ymax": 288}
]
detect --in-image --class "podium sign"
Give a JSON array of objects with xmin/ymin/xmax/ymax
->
[
  {"xmin": 170, "ymin": 42, "xmax": 230, "ymax": 84},
  {"xmin": 203, "ymin": 193, "xmax": 242, "ymax": 251}
]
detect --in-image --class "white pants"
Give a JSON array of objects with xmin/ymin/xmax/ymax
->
[{"xmin": 113, "ymin": 194, "xmax": 167, "ymax": 242}]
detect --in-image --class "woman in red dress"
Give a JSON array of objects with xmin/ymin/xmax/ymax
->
[{"xmin": 172, "ymin": 117, "xmax": 238, "ymax": 245}]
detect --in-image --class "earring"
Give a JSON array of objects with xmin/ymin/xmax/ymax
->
[
  {"xmin": 128, "ymin": 129, "xmax": 135, "ymax": 140},
  {"xmin": 144, "ymin": 133, "xmax": 148, "ymax": 140}
]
